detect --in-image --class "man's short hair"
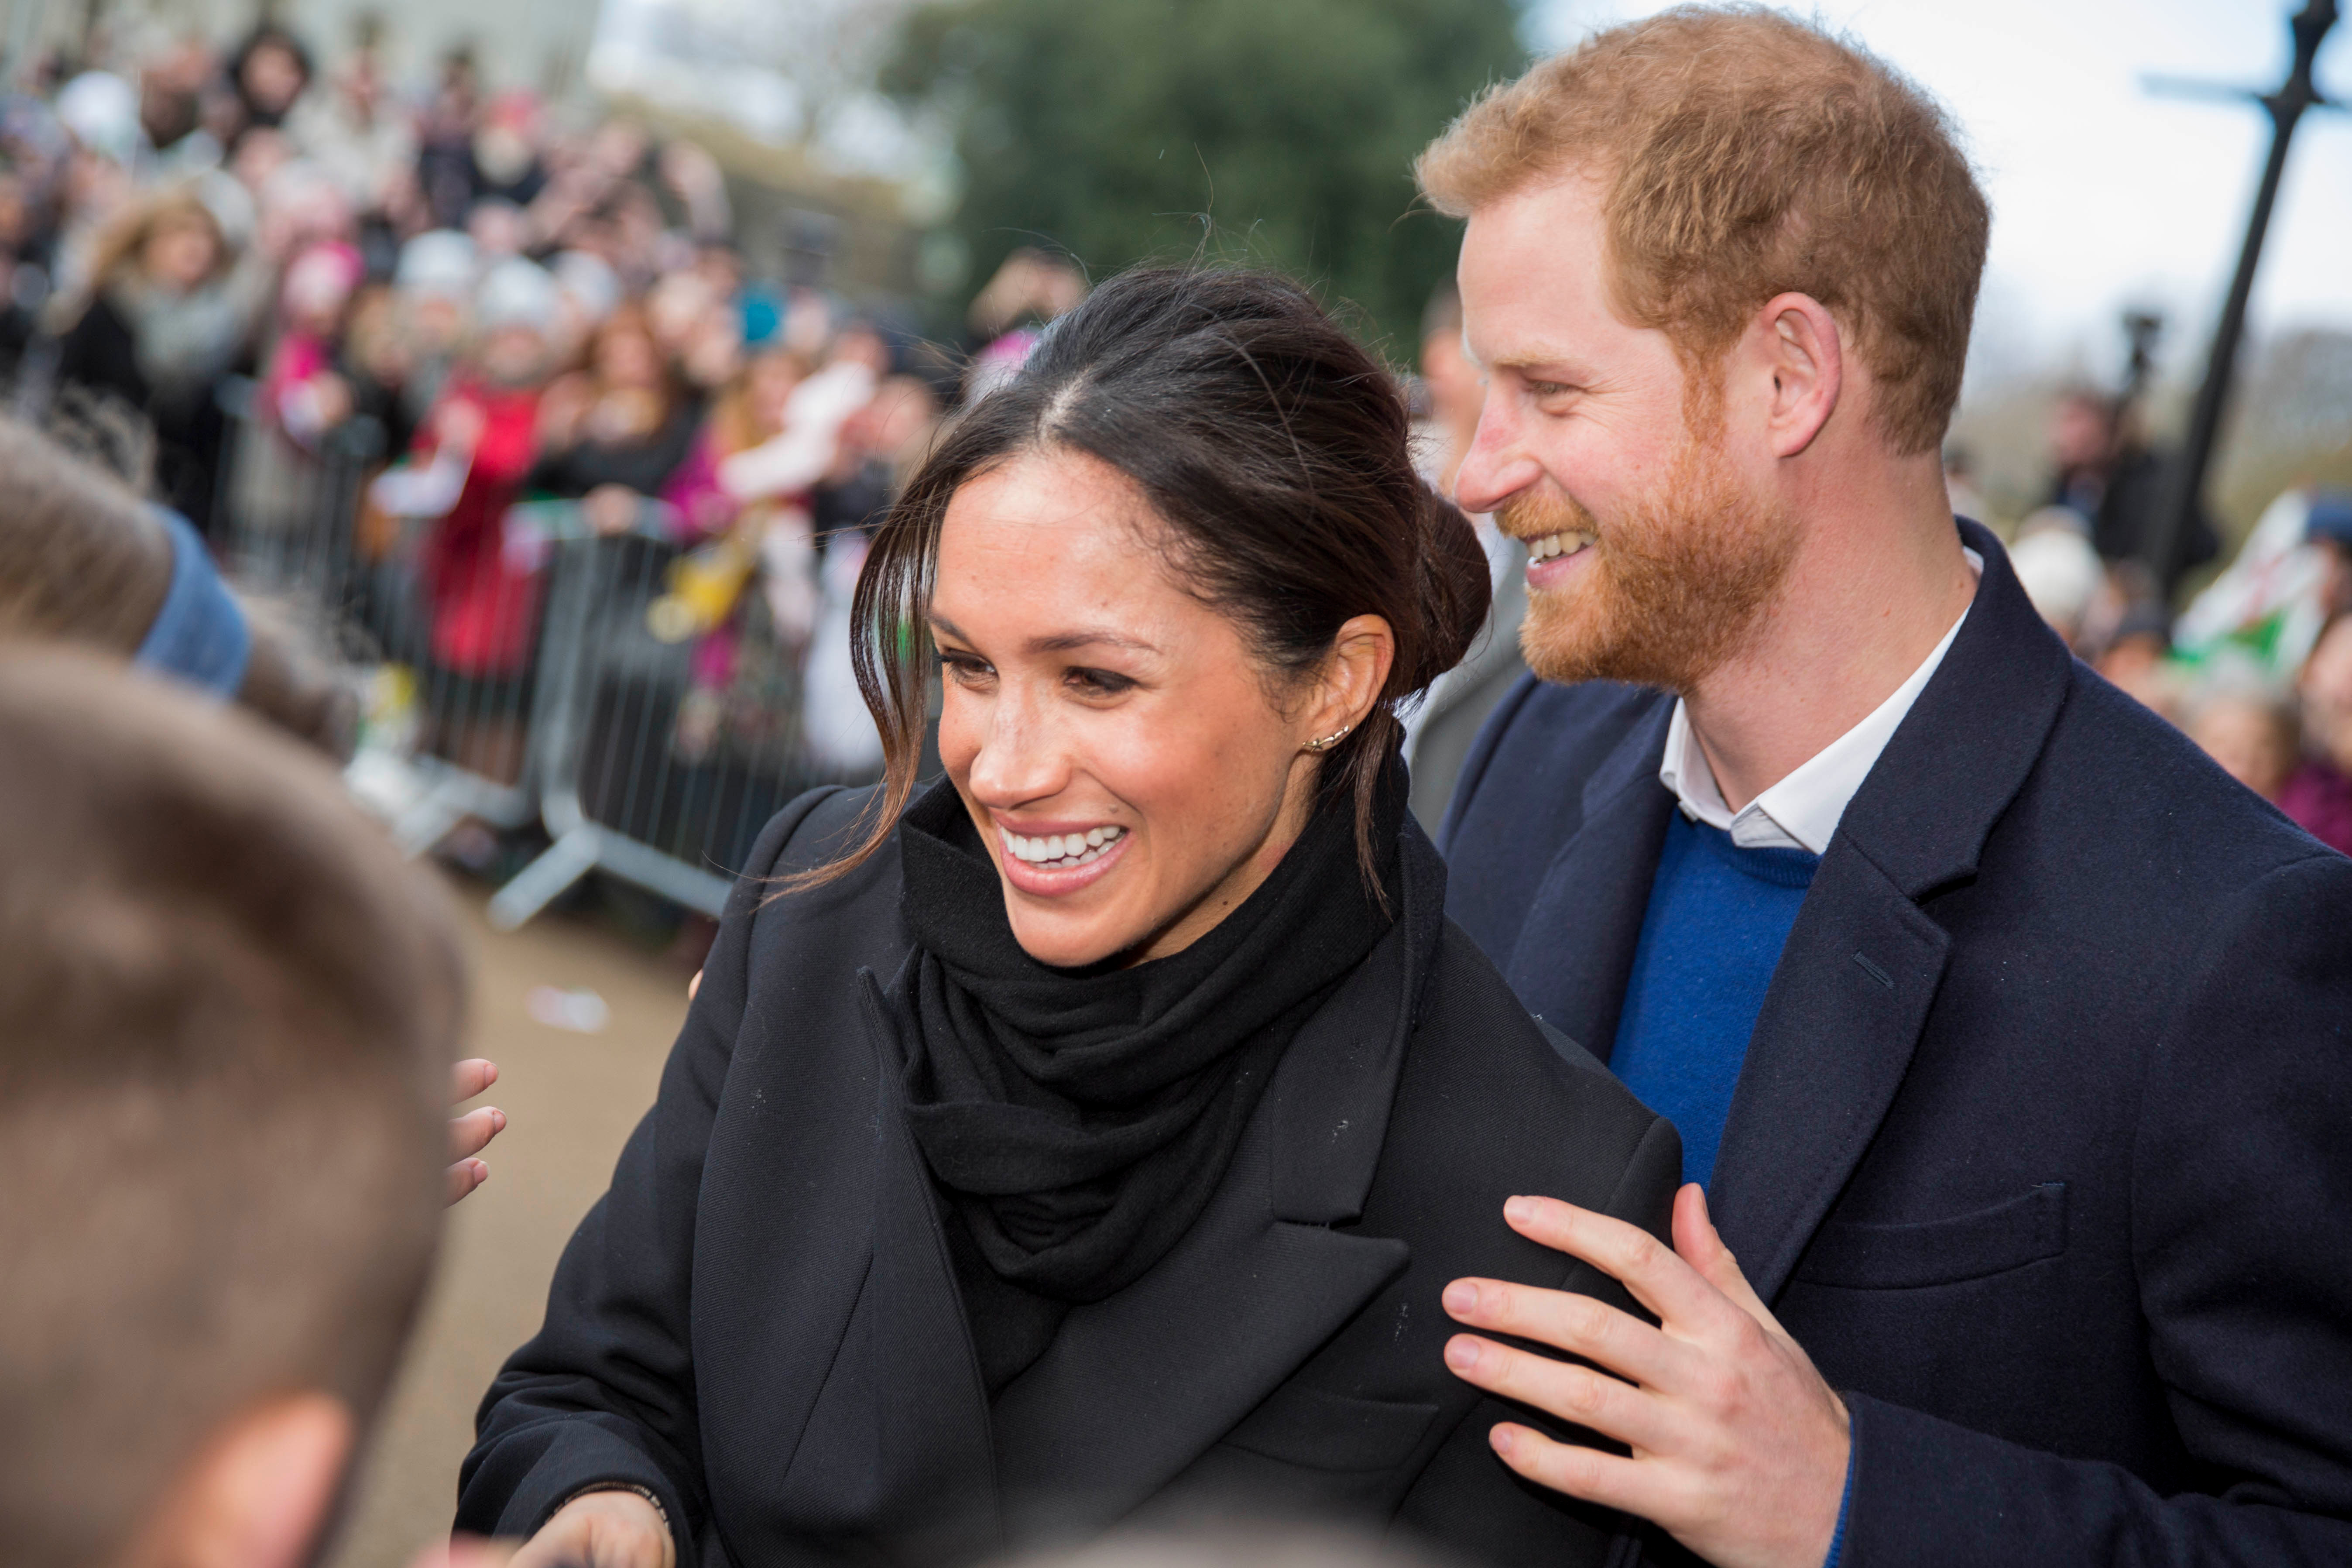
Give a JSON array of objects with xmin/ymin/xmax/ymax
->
[
  {"xmin": 0, "ymin": 652, "xmax": 463, "ymax": 1568},
  {"xmin": 1417, "ymin": 3, "xmax": 1989, "ymax": 455}
]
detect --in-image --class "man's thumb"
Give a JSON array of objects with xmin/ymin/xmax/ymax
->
[{"xmin": 1673, "ymin": 1184, "xmax": 1776, "ymax": 1324}]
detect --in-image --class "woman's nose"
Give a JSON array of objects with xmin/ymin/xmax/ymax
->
[{"xmin": 963, "ymin": 691, "xmax": 1070, "ymax": 808}]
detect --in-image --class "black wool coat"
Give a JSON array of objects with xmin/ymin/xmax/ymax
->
[
  {"xmin": 1441, "ymin": 519, "xmax": 2352, "ymax": 1565},
  {"xmin": 459, "ymin": 790, "xmax": 1682, "ymax": 1568}
]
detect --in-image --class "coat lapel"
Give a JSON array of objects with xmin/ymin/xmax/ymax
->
[
  {"xmin": 987, "ymin": 823, "xmax": 1453, "ymax": 1535},
  {"xmin": 1503, "ymin": 699, "xmax": 1676, "ymax": 1062},
  {"xmin": 771, "ymin": 969, "xmax": 1001, "ymax": 1558},
  {"xmin": 1709, "ymin": 521, "xmax": 2074, "ymax": 1302}
]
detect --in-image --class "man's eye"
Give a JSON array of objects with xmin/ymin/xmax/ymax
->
[{"xmin": 1066, "ymin": 667, "xmax": 1134, "ymax": 697}]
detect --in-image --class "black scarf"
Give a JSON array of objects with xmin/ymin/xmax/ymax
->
[{"xmin": 893, "ymin": 770, "xmax": 1400, "ymax": 1307}]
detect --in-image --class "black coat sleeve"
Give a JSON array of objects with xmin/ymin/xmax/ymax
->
[
  {"xmin": 456, "ymin": 787, "xmax": 848, "ymax": 1556},
  {"xmin": 1845, "ymin": 849, "xmax": 2352, "ymax": 1565}
]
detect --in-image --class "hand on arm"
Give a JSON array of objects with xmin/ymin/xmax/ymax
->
[{"xmin": 1443, "ymin": 1186, "xmax": 1849, "ymax": 1568}]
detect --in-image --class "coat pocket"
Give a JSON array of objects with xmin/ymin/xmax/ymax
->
[
  {"xmin": 1794, "ymin": 1183, "xmax": 2068, "ymax": 1289},
  {"xmin": 1218, "ymin": 1383, "xmax": 1439, "ymax": 1474}
]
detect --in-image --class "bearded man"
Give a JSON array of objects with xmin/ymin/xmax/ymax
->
[{"xmin": 1419, "ymin": 10, "xmax": 2352, "ymax": 1568}]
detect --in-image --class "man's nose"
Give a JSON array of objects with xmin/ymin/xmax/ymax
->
[{"xmin": 1452, "ymin": 402, "xmax": 1544, "ymax": 517}]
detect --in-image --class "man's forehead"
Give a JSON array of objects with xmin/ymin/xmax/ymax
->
[{"xmin": 1456, "ymin": 178, "xmax": 1625, "ymax": 368}]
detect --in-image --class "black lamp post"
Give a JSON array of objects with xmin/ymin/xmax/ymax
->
[{"xmin": 2141, "ymin": 0, "xmax": 2341, "ymax": 595}]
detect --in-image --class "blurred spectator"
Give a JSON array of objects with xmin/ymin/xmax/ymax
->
[
  {"xmin": 2185, "ymin": 676, "xmax": 2301, "ymax": 801},
  {"xmin": 2095, "ymin": 599, "xmax": 2182, "ymax": 721},
  {"xmin": 369, "ymin": 256, "xmax": 559, "ymax": 783},
  {"xmin": 2045, "ymin": 384, "xmax": 2217, "ymax": 596},
  {"xmin": 50, "ymin": 184, "xmax": 270, "ymax": 539},
  {"xmin": 530, "ymin": 299, "xmax": 700, "ymax": 535},
  {"xmin": 258, "ymin": 239, "xmax": 363, "ymax": 446},
  {"xmin": 964, "ymin": 245, "xmax": 1085, "ymax": 400},
  {"xmin": 2282, "ymin": 611, "xmax": 2352, "ymax": 856},
  {"xmin": 225, "ymin": 24, "xmax": 315, "ymax": 148},
  {"xmin": 1402, "ymin": 279, "xmax": 1526, "ymax": 827},
  {"xmin": 2009, "ymin": 510, "xmax": 2105, "ymax": 648}
]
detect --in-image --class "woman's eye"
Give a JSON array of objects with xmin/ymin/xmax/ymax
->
[
  {"xmin": 1066, "ymin": 667, "xmax": 1135, "ymax": 697},
  {"xmin": 938, "ymin": 653, "xmax": 994, "ymax": 686}
]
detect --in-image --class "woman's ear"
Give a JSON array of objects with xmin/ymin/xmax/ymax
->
[{"xmin": 1304, "ymin": 614, "xmax": 1396, "ymax": 745}]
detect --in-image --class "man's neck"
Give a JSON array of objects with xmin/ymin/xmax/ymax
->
[{"xmin": 1683, "ymin": 463, "xmax": 1976, "ymax": 813}]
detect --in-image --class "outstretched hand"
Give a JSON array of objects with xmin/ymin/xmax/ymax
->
[
  {"xmin": 1441, "ymin": 1186, "xmax": 1849, "ymax": 1568},
  {"xmin": 447, "ymin": 1058, "xmax": 507, "ymax": 1206}
]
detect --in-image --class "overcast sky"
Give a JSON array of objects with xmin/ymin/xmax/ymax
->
[{"xmin": 1528, "ymin": 0, "xmax": 2352, "ymax": 387}]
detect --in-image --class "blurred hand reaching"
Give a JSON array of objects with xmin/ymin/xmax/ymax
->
[{"xmin": 447, "ymin": 1059, "xmax": 506, "ymax": 1206}]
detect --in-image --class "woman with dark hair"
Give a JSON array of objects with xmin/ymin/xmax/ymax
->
[{"xmin": 461, "ymin": 268, "xmax": 1679, "ymax": 1568}]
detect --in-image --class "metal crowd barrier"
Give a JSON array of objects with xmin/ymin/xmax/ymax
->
[{"xmin": 210, "ymin": 381, "xmax": 878, "ymax": 930}]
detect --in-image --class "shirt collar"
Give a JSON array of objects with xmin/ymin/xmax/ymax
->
[{"xmin": 1659, "ymin": 548, "xmax": 1982, "ymax": 854}]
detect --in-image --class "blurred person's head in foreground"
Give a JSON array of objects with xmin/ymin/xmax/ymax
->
[
  {"xmin": 2184, "ymin": 674, "xmax": 2301, "ymax": 801},
  {"xmin": 0, "ymin": 648, "xmax": 463, "ymax": 1568},
  {"xmin": 1416, "ymin": 5, "xmax": 1988, "ymax": 693}
]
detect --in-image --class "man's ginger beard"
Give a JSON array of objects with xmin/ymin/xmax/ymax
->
[{"xmin": 1507, "ymin": 397, "xmax": 1799, "ymax": 693}]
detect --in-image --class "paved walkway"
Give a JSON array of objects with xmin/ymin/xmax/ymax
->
[{"xmin": 329, "ymin": 879, "xmax": 693, "ymax": 1568}]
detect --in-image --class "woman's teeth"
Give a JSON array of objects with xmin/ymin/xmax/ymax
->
[
  {"xmin": 1526, "ymin": 530, "xmax": 1597, "ymax": 562},
  {"xmin": 1001, "ymin": 825, "xmax": 1125, "ymax": 869}
]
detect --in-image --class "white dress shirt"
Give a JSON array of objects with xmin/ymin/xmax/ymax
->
[{"xmin": 1659, "ymin": 549, "xmax": 1982, "ymax": 854}]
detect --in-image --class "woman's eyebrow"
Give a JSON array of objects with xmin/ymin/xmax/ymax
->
[
  {"xmin": 927, "ymin": 616, "xmax": 1159, "ymax": 658},
  {"xmin": 1028, "ymin": 629, "xmax": 1161, "ymax": 656}
]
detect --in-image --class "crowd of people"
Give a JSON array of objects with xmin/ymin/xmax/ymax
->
[
  {"xmin": 0, "ymin": 23, "xmax": 1087, "ymax": 824},
  {"xmin": 1989, "ymin": 387, "xmax": 2352, "ymax": 857},
  {"xmin": 3, "ymin": 7, "xmax": 2352, "ymax": 1568}
]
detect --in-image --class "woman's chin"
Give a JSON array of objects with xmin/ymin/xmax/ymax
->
[{"xmin": 998, "ymin": 835, "xmax": 1144, "ymax": 968}]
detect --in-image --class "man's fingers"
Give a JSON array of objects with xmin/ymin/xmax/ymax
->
[
  {"xmin": 444, "ymin": 1158, "xmax": 488, "ymax": 1206},
  {"xmin": 1485, "ymin": 1423, "xmax": 1678, "ymax": 1522},
  {"xmin": 1443, "ymin": 1335, "xmax": 1681, "ymax": 1453},
  {"xmin": 1502, "ymin": 1194, "xmax": 1734, "ymax": 1331},
  {"xmin": 1442, "ymin": 1277, "xmax": 1692, "ymax": 1390},
  {"xmin": 451, "ymin": 1058, "xmax": 499, "ymax": 1105},
  {"xmin": 450, "ymin": 1105, "xmax": 507, "ymax": 1162}
]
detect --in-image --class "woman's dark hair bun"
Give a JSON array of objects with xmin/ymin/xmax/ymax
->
[{"xmin": 1404, "ymin": 484, "xmax": 1492, "ymax": 693}]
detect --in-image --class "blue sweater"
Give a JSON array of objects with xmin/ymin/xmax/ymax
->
[{"xmin": 1609, "ymin": 810, "xmax": 1820, "ymax": 1190}]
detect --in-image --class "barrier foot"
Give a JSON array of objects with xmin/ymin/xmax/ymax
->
[{"xmin": 488, "ymin": 826, "xmax": 603, "ymax": 932}]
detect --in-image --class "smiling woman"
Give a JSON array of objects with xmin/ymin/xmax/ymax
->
[{"xmin": 460, "ymin": 268, "xmax": 1683, "ymax": 1568}]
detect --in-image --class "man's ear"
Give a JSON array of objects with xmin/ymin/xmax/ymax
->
[
  {"xmin": 127, "ymin": 1393, "xmax": 355, "ymax": 1568},
  {"xmin": 1753, "ymin": 293, "xmax": 1844, "ymax": 460}
]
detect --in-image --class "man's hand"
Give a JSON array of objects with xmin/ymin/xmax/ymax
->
[{"xmin": 1442, "ymin": 1186, "xmax": 1850, "ymax": 1568}]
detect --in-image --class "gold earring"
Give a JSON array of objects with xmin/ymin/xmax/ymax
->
[{"xmin": 1304, "ymin": 724, "xmax": 1353, "ymax": 753}]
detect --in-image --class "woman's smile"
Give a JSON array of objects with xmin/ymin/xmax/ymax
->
[{"xmin": 993, "ymin": 818, "xmax": 1132, "ymax": 897}]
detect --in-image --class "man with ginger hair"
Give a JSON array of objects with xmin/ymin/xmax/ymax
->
[{"xmin": 1416, "ymin": 8, "xmax": 2352, "ymax": 1567}]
